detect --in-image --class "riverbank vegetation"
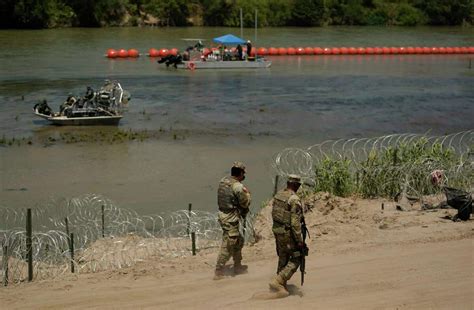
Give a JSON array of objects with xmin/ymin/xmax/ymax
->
[
  {"xmin": 313, "ymin": 139, "xmax": 473, "ymax": 199},
  {"xmin": 1, "ymin": 0, "xmax": 472, "ymax": 29}
]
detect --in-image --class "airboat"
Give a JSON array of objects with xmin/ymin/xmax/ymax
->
[{"xmin": 33, "ymin": 81, "xmax": 130, "ymax": 126}]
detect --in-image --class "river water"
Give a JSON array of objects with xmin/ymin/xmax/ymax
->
[{"xmin": 0, "ymin": 27, "xmax": 473, "ymax": 214}]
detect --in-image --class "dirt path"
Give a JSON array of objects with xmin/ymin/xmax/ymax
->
[{"xmin": 2, "ymin": 238, "xmax": 472, "ymax": 309}]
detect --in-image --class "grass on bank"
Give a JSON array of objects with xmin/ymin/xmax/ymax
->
[{"xmin": 313, "ymin": 138, "xmax": 473, "ymax": 198}]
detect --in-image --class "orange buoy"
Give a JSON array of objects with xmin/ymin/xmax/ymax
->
[
  {"xmin": 107, "ymin": 49, "xmax": 117, "ymax": 58},
  {"xmin": 399, "ymin": 47, "xmax": 407, "ymax": 54},
  {"xmin": 148, "ymin": 48, "xmax": 159, "ymax": 57},
  {"xmin": 128, "ymin": 49, "xmax": 139, "ymax": 58},
  {"xmin": 268, "ymin": 47, "xmax": 278, "ymax": 55},
  {"xmin": 323, "ymin": 48, "xmax": 331, "ymax": 55},
  {"xmin": 453, "ymin": 47, "xmax": 461, "ymax": 54},
  {"xmin": 356, "ymin": 47, "xmax": 366, "ymax": 54},
  {"xmin": 390, "ymin": 47, "xmax": 399, "ymax": 54},
  {"xmin": 258, "ymin": 47, "xmax": 268, "ymax": 56},
  {"xmin": 459, "ymin": 47, "xmax": 468, "ymax": 54},
  {"xmin": 159, "ymin": 49, "xmax": 169, "ymax": 57},
  {"xmin": 278, "ymin": 47, "xmax": 287, "ymax": 55},
  {"xmin": 339, "ymin": 47, "xmax": 349, "ymax": 55},
  {"xmin": 406, "ymin": 47, "xmax": 415, "ymax": 54},
  {"xmin": 313, "ymin": 47, "xmax": 323, "ymax": 55},
  {"xmin": 118, "ymin": 49, "xmax": 128, "ymax": 58},
  {"xmin": 445, "ymin": 47, "xmax": 454, "ymax": 54},
  {"xmin": 374, "ymin": 47, "xmax": 383, "ymax": 54},
  {"xmin": 382, "ymin": 47, "xmax": 390, "ymax": 54},
  {"xmin": 296, "ymin": 47, "xmax": 305, "ymax": 55},
  {"xmin": 304, "ymin": 47, "xmax": 314, "ymax": 55},
  {"xmin": 366, "ymin": 47, "xmax": 374, "ymax": 54},
  {"xmin": 438, "ymin": 47, "xmax": 446, "ymax": 53},
  {"xmin": 287, "ymin": 47, "xmax": 296, "ymax": 55},
  {"xmin": 348, "ymin": 47, "xmax": 357, "ymax": 55},
  {"xmin": 468, "ymin": 47, "xmax": 474, "ymax": 54},
  {"xmin": 422, "ymin": 47, "xmax": 431, "ymax": 54},
  {"xmin": 430, "ymin": 47, "xmax": 439, "ymax": 54},
  {"xmin": 169, "ymin": 48, "xmax": 178, "ymax": 56},
  {"xmin": 414, "ymin": 47, "xmax": 423, "ymax": 54},
  {"xmin": 330, "ymin": 48, "xmax": 339, "ymax": 55}
]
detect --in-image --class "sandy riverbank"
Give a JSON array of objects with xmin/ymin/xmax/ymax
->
[{"xmin": 1, "ymin": 194, "xmax": 472, "ymax": 309}]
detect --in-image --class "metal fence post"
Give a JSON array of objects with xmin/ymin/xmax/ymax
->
[
  {"xmin": 69, "ymin": 233, "xmax": 75, "ymax": 273},
  {"xmin": 187, "ymin": 203, "xmax": 192, "ymax": 236},
  {"xmin": 2, "ymin": 245, "xmax": 8, "ymax": 286},
  {"xmin": 26, "ymin": 208, "xmax": 33, "ymax": 282},
  {"xmin": 102, "ymin": 205, "xmax": 105, "ymax": 238},
  {"xmin": 191, "ymin": 232, "xmax": 196, "ymax": 256}
]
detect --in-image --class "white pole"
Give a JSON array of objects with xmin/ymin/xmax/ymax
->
[
  {"xmin": 254, "ymin": 9, "xmax": 257, "ymax": 43},
  {"xmin": 240, "ymin": 8, "xmax": 243, "ymax": 38}
]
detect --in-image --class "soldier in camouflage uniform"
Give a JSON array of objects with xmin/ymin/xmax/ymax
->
[
  {"xmin": 213, "ymin": 162, "xmax": 251, "ymax": 280},
  {"xmin": 268, "ymin": 174, "xmax": 306, "ymax": 296}
]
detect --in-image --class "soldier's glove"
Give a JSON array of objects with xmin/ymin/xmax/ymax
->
[{"xmin": 296, "ymin": 242, "xmax": 309, "ymax": 256}]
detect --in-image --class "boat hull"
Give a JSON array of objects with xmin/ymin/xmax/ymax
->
[
  {"xmin": 177, "ymin": 60, "xmax": 271, "ymax": 69},
  {"xmin": 34, "ymin": 112, "xmax": 122, "ymax": 126}
]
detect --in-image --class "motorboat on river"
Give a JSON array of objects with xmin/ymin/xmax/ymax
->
[
  {"xmin": 33, "ymin": 81, "xmax": 130, "ymax": 126},
  {"xmin": 158, "ymin": 35, "xmax": 271, "ymax": 70}
]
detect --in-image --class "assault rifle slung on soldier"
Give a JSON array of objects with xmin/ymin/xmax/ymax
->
[{"xmin": 300, "ymin": 216, "xmax": 310, "ymax": 286}]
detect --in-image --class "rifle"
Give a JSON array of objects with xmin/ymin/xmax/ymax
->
[{"xmin": 300, "ymin": 216, "xmax": 310, "ymax": 286}]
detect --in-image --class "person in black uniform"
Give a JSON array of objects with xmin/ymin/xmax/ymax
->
[{"xmin": 246, "ymin": 40, "xmax": 252, "ymax": 59}]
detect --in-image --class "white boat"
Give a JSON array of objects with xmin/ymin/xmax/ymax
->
[
  {"xmin": 159, "ymin": 34, "xmax": 271, "ymax": 70},
  {"xmin": 33, "ymin": 111, "xmax": 123, "ymax": 126},
  {"xmin": 176, "ymin": 58, "xmax": 271, "ymax": 70},
  {"xmin": 33, "ymin": 81, "xmax": 129, "ymax": 126}
]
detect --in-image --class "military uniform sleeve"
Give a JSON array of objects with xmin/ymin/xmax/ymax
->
[
  {"xmin": 233, "ymin": 182, "xmax": 251, "ymax": 213},
  {"xmin": 288, "ymin": 195, "xmax": 303, "ymax": 244}
]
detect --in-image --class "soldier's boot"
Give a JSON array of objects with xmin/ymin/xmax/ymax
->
[
  {"xmin": 233, "ymin": 263, "xmax": 248, "ymax": 275},
  {"xmin": 213, "ymin": 268, "xmax": 225, "ymax": 280},
  {"xmin": 268, "ymin": 275, "xmax": 289, "ymax": 297}
]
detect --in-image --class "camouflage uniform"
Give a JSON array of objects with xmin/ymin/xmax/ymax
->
[
  {"xmin": 215, "ymin": 163, "xmax": 251, "ymax": 275},
  {"xmin": 269, "ymin": 175, "xmax": 304, "ymax": 293}
]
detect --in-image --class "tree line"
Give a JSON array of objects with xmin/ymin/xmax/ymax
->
[{"xmin": 0, "ymin": 0, "xmax": 472, "ymax": 29}]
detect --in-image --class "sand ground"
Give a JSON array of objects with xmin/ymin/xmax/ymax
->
[{"xmin": 1, "ymin": 195, "xmax": 473, "ymax": 309}]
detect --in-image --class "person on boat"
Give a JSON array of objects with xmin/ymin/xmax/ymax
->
[
  {"xmin": 183, "ymin": 50, "xmax": 190, "ymax": 61},
  {"xmin": 101, "ymin": 80, "xmax": 114, "ymax": 93},
  {"xmin": 83, "ymin": 86, "xmax": 95, "ymax": 107},
  {"xmin": 60, "ymin": 93, "xmax": 76, "ymax": 115},
  {"xmin": 219, "ymin": 44, "xmax": 225, "ymax": 61},
  {"xmin": 236, "ymin": 44, "xmax": 243, "ymax": 60},
  {"xmin": 246, "ymin": 40, "xmax": 252, "ymax": 59},
  {"xmin": 34, "ymin": 99, "xmax": 53, "ymax": 116},
  {"xmin": 194, "ymin": 40, "xmax": 204, "ymax": 52}
]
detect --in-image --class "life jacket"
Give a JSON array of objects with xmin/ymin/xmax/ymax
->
[{"xmin": 217, "ymin": 176, "xmax": 238, "ymax": 212}]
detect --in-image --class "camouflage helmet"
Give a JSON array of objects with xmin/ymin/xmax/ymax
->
[
  {"xmin": 287, "ymin": 174, "xmax": 301, "ymax": 184},
  {"xmin": 232, "ymin": 161, "xmax": 246, "ymax": 172}
]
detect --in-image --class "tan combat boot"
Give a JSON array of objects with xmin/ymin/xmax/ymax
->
[
  {"xmin": 269, "ymin": 275, "xmax": 289, "ymax": 297},
  {"xmin": 233, "ymin": 263, "xmax": 248, "ymax": 275},
  {"xmin": 213, "ymin": 268, "xmax": 225, "ymax": 280}
]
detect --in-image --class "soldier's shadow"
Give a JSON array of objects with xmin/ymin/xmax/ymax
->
[{"xmin": 287, "ymin": 284, "xmax": 304, "ymax": 297}]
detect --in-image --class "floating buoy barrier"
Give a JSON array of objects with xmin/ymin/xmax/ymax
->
[
  {"xmin": 106, "ymin": 48, "xmax": 141, "ymax": 58},
  {"xmin": 107, "ymin": 46, "xmax": 473, "ymax": 58}
]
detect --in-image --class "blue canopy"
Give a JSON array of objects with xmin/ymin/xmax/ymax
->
[{"xmin": 213, "ymin": 34, "xmax": 246, "ymax": 45}]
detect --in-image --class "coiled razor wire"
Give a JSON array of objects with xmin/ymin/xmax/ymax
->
[
  {"xmin": 273, "ymin": 130, "xmax": 473, "ymax": 197},
  {"xmin": 0, "ymin": 195, "xmax": 256, "ymax": 285}
]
